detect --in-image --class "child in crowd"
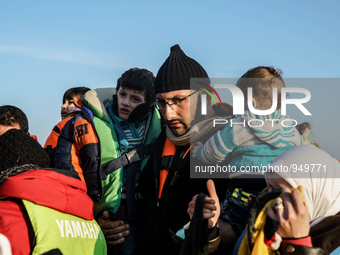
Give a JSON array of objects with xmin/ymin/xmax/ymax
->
[
  {"xmin": 54, "ymin": 68, "xmax": 161, "ymax": 255},
  {"xmin": 44, "ymin": 87, "xmax": 90, "ymax": 166},
  {"xmin": 0, "ymin": 105, "xmax": 29, "ymax": 136},
  {"xmin": 60, "ymin": 87, "xmax": 91, "ymax": 120},
  {"xmin": 192, "ymin": 66, "xmax": 312, "ymax": 249},
  {"xmin": 0, "ymin": 105, "xmax": 38, "ymax": 140}
]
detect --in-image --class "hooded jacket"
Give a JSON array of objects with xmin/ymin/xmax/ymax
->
[{"xmin": 0, "ymin": 167, "xmax": 106, "ymax": 255}]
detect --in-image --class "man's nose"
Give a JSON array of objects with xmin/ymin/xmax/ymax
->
[
  {"xmin": 163, "ymin": 104, "xmax": 176, "ymax": 120},
  {"xmin": 61, "ymin": 103, "xmax": 66, "ymax": 110}
]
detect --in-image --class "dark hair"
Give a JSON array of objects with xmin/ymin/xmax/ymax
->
[
  {"xmin": 240, "ymin": 66, "xmax": 283, "ymax": 79},
  {"xmin": 116, "ymin": 68, "xmax": 155, "ymax": 106},
  {"xmin": 295, "ymin": 122, "xmax": 320, "ymax": 148},
  {"xmin": 0, "ymin": 105, "xmax": 29, "ymax": 133},
  {"xmin": 236, "ymin": 66, "xmax": 285, "ymax": 110},
  {"xmin": 296, "ymin": 122, "xmax": 311, "ymax": 135},
  {"xmin": 62, "ymin": 87, "xmax": 91, "ymax": 104}
]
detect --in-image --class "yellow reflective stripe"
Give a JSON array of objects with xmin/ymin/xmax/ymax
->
[
  {"xmin": 234, "ymin": 188, "xmax": 251, "ymax": 197},
  {"xmin": 232, "ymin": 188, "xmax": 250, "ymax": 203},
  {"xmin": 232, "ymin": 189, "xmax": 238, "ymax": 199},
  {"xmin": 241, "ymin": 190, "xmax": 251, "ymax": 197},
  {"xmin": 240, "ymin": 197, "xmax": 248, "ymax": 203}
]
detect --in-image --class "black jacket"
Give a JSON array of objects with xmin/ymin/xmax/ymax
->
[{"xmin": 138, "ymin": 130, "xmax": 227, "ymax": 255}]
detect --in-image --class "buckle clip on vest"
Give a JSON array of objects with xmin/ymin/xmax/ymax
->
[
  {"xmin": 125, "ymin": 149, "xmax": 145, "ymax": 165},
  {"xmin": 160, "ymin": 155, "xmax": 175, "ymax": 170},
  {"xmin": 103, "ymin": 149, "xmax": 145, "ymax": 179},
  {"xmin": 102, "ymin": 143, "xmax": 155, "ymax": 179}
]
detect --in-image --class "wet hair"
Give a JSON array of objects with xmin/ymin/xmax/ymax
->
[
  {"xmin": 62, "ymin": 87, "xmax": 91, "ymax": 104},
  {"xmin": 236, "ymin": 66, "xmax": 285, "ymax": 110},
  {"xmin": 0, "ymin": 105, "xmax": 29, "ymax": 133},
  {"xmin": 116, "ymin": 68, "xmax": 155, "ymax": 106}
]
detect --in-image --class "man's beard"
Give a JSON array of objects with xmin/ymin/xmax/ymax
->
[
  {"xmin": 166, "ymin": 92, "xmax": 202, "ymax": 137},
  {"xmin": 166, "ymin": 119, "xmax": 189, "ymax": 137}
]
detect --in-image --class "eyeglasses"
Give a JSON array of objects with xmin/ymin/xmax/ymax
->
[{"xmin": 154, "ymin": 90, "xmax": 199, "ymax": 110}]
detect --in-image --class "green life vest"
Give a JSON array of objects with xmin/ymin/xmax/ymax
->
[
  {"xmin": 83, "ymin": 88, "xmax": 162, "ymax": 217},
  {"xmin": 22, "ymin": 199, "xmax": 107, "ymax": 255}
]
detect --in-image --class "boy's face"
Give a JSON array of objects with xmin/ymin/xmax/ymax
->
[
  {"xmin": 61, "ymin": 96, "xmax": 81, "ymax": 120},
  {"xmin": 117, "ymin": 87, "xmax": 146, "ymax": 121}
]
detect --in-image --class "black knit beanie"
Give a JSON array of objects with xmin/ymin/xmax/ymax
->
[
  {"xmin": 0, "ymin": 129, "xmax": 50, "ymax": 172},
  {"xmin": 154, "ymin": 44, "xmax": 210, "ymax": 94}
]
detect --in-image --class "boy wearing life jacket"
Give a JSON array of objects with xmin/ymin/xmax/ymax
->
[
  {"xmin": 44, "ymin": 86, "xmax": 90, "ymax": 166},
  {"xmin": 61, "ymin": 87, "xmax": 91, "ymax": 120},
  {"xmin": 55, "ymin": 68, "xmax": 162, "ymax": 255}
]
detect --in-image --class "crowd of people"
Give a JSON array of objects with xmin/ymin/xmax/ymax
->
[{"xmin": 0, "ymin": 44, "xmax": 340, "ymax": 255}]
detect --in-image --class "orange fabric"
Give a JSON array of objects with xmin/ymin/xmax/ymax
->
[
  {"xmin": 71, "ymin": 118, "xmax": 99, "ymax": 184},
  {"xmin": 73, "ymin": 118, "xmax": 98, "ymax": 149},
  {"xmin": 44, "ymin": 117, "xmax": 72, "ymax": 149},
  {"xmin": 70, "ymin": 142, "xmax": 86, "ymax": 184},
  {"xmin": 158, "ymin": 138, "xmax": 177, "ymax": 199},
  {"xmin": 47, "ymin": 116, "xmax": 98, "ymax": 185},
  {"xmin": 158, "ymin": 139, "xmax": 194, "ymax": 199},
  {"xmin": 30, "ymin": 134, "xmax": 38, "ymax": 141},
  {"xmin": 183, "ymin": 143, "xmax": 196, "ymax": 158}
]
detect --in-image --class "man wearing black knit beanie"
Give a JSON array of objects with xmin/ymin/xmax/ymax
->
[{"xmin": 137, "ymin": 45, "xmax": 233, "ymax": 255}]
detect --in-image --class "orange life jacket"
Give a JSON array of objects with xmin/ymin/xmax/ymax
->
[{"xmin": 158, "ymin": 138, "xmax": 194, "ymax": 199}]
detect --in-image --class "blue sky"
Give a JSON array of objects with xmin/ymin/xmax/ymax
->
[{"xmin": 0, "ymin": 1, "xmax": 339, "ymax": 158}]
